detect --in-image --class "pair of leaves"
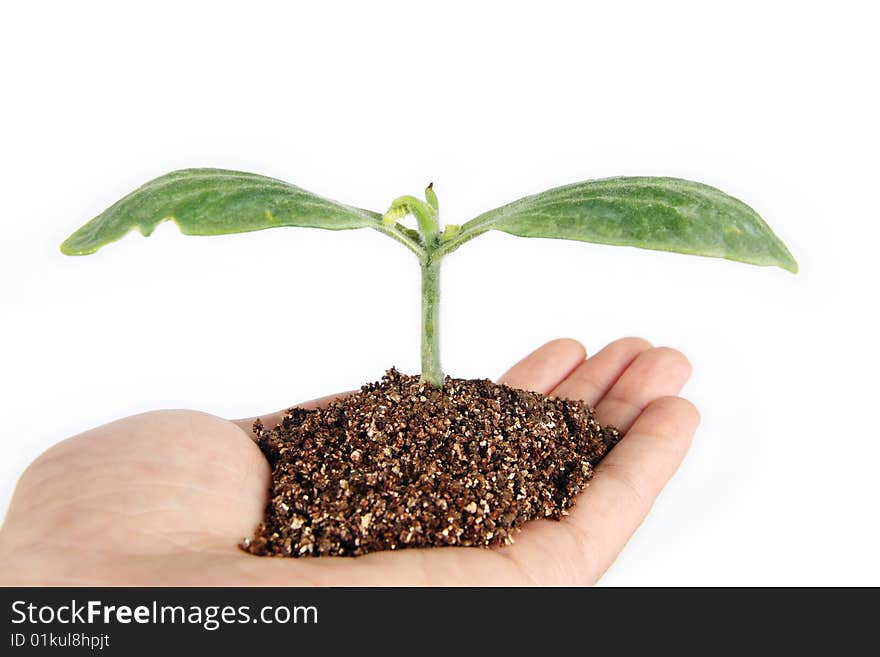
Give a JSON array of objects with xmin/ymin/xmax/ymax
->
[{"xmin": 61, "ymin": 168, "xmax": 797, "ymax": 272}]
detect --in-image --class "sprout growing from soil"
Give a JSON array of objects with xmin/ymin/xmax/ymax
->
[{"xmin": 62, "ymin": 170, "xmax": 797, "ymax": 386}]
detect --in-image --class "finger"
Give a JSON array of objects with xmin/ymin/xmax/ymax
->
[
  {"xmin": 231, "ymin": 391, "xmax": 354, "ymax": 435},
  {"xmin": 502, "ymin": 345, "xmax": 692, "ymax": 584},
  {"xmin": 560, "ymin": 396, "xmax": 700, "ymax": 581},
  {"xmin": 550, "ymin": 337, "xmax": 652, "ymax": 406},
  {"xmin": 498, "ymin": 338, "xmax": 586, "ymax": 393},
  {"xmin": 594, "ymin": 347, "xmax": 692, "ymax": 432}
]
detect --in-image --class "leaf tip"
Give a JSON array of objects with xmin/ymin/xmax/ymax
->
[
  {"xmin": 774, "ymin": 242, "xmax": 799, "ymax": 274},
  {"xmin": 60, "ymin": 235, "xmax": 90, "ymax": 256},
  {"xmin": 425, "ymin": 183, "xmax": 439, "ymax": 212}
]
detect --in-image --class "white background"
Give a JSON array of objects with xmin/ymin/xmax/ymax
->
[{"xmin": 1, "ymin": 1, "xmax": 877, "ymax": 585}]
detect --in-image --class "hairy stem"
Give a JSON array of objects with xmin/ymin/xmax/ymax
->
[
  {"xmin": 420, "ymin": 258, "xmax": 443, "ymax": 386},
  {"xmin": 381, "ymin": 186, "xmax": 445, "ymax": 385}
]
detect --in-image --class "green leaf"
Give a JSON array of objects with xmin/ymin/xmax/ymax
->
[
  {"xmin": 61, "ymin": 168, "xmax": 384, "ymax": 255},
  {"xmin": 445, "ymin": 177, "xmax": 797, "ymax": 272}
]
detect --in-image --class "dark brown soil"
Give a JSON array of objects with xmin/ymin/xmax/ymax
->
[{"xmin": 243, "ymin": 369, "xmax": 620, "ymax": 558}]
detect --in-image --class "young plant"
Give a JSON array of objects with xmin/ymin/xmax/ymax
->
[{"xmin": 62, "ymin": 169, "xmax": 797, "ymax": 386}]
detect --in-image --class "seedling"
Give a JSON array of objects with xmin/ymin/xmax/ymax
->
[{"xmin": 62, "ymin": 170, "xmax": 796, "ymax": 386}]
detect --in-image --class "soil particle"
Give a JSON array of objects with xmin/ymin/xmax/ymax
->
[{"xmin": 244, "ymin": 368, "xmax": 620, "ymax": 557}]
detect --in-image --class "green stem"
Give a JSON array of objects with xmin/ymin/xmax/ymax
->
[
  {"xmin": 380, "ymin": 185, "xmax": 445, "ymax": 385},
  {"xmin": 420, "ymin": 258, "xmax": 443, "ymax": 386}
]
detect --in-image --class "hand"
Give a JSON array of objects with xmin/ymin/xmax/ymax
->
[{"xmin": 0, "ymin": 338, "xmax": 697, "ymax": 585}]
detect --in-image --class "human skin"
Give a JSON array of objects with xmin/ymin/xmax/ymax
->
[{"xmin": 0, "ymin": 338, "xmax": 697, "ymax": 585}]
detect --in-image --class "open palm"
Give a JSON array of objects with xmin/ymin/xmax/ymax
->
[{"xmin": 0, "ymin": 338, "xmax": 697, "ymax": 585}]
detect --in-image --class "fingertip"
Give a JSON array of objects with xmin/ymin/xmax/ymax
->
[
  {"xmin": 613, "ymin": 336, "xmax": 654, "ymax": 353},
  {"xmin": 648, "ymin": 394, "xmax": 700, "ymax": 419},
  {"xmin": 671, "ymin": 396, "xmax": 701, "ymax": 427},
  {"xmin": 653, "ymin": 346, "xmax": 693, "ymax": 379},
  {"xmin": 640, "ymin": 395, "xmax": 701, "ymax": 450},
  {"xmin": 543, "ymin": 337, "xmax": 587, "ymax": 361}
]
